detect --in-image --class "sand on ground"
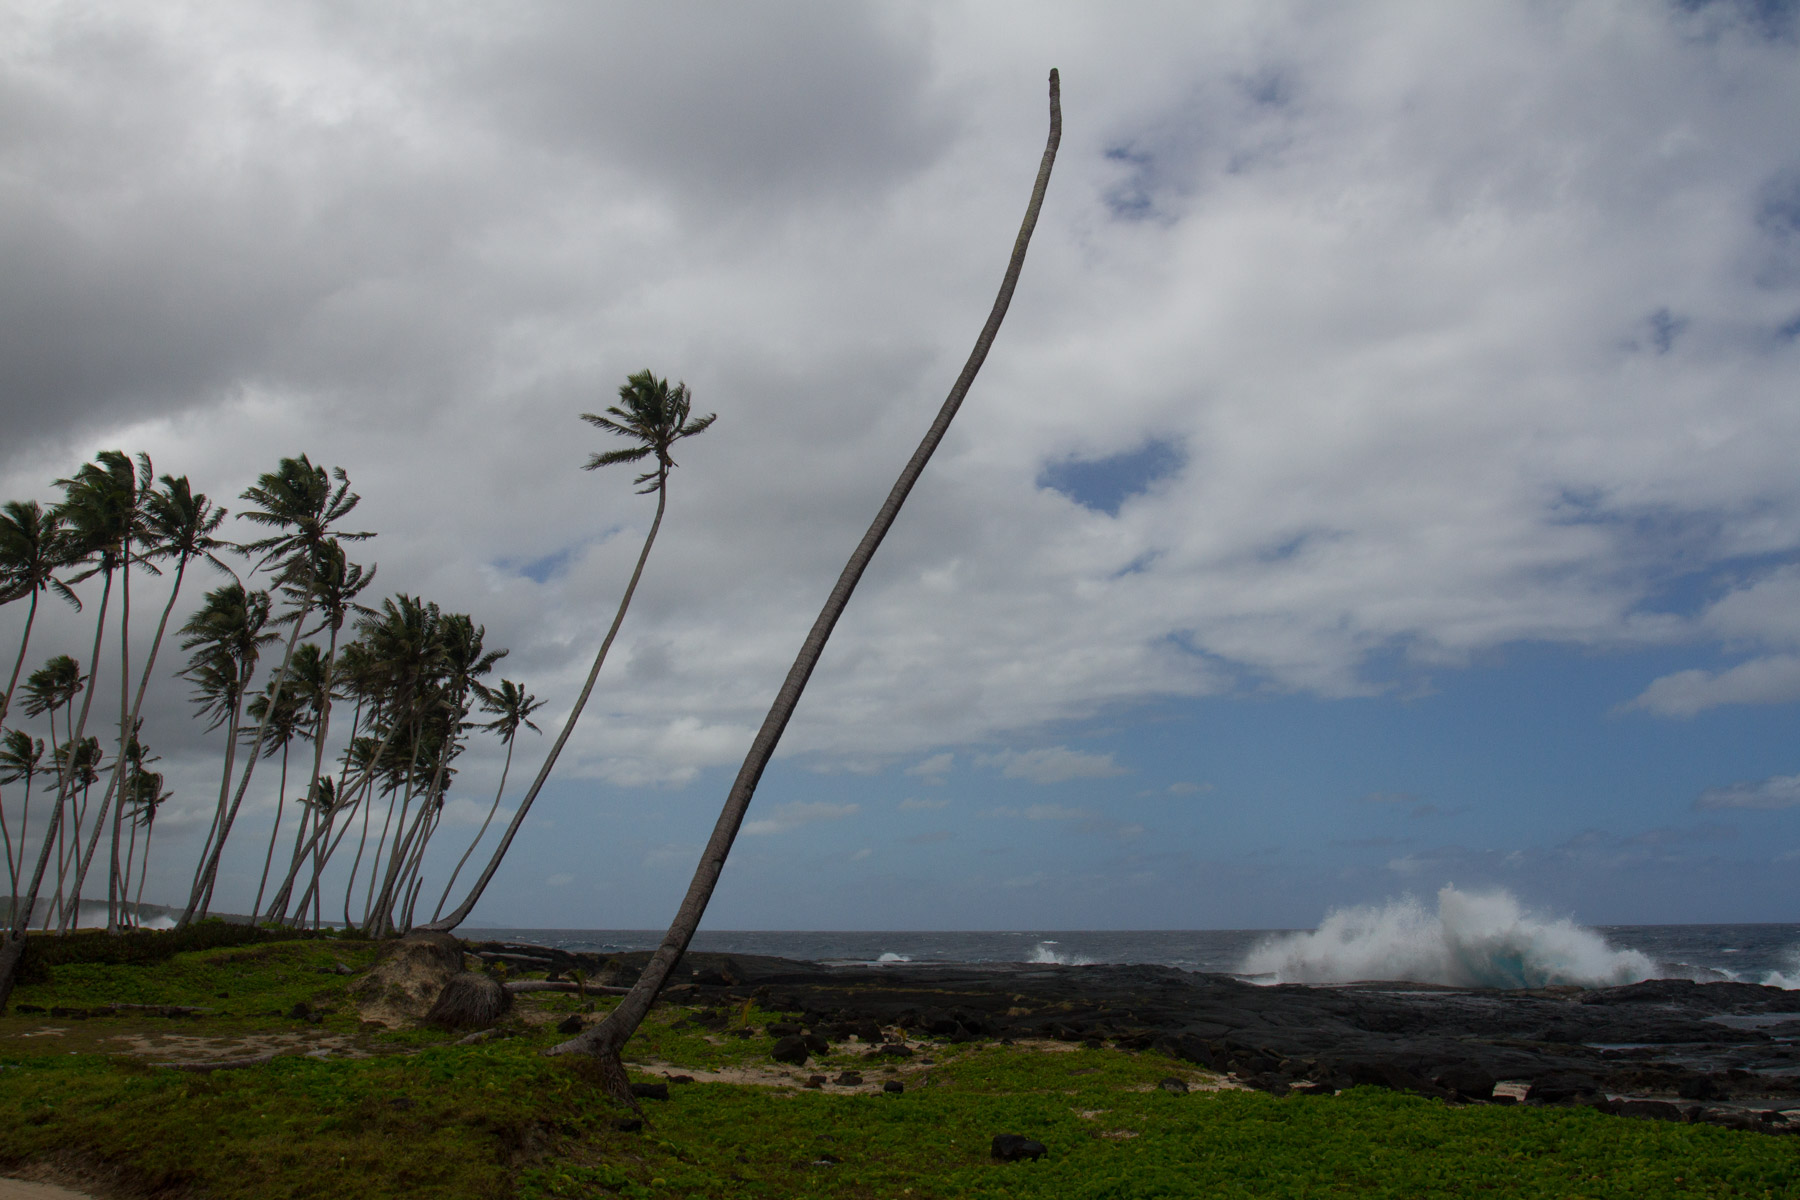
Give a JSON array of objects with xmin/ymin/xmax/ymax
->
[{"xmin": 0, "ymin": 1180, "xmax": 96, "ymax": 1200}]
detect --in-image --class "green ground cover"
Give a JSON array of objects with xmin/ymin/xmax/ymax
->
[{"xmin": 2, "ymin": 935, "xmax": 1797, "ymax": 1199}]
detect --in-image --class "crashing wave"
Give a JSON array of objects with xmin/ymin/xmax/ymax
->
[
  {"xmin": 1026, "ymin": 940, "xmax": 1093, "ymax": 966},
  {"xmin": 1240, "ymin": 886, "xmax": 1657, "ymax": 989}
]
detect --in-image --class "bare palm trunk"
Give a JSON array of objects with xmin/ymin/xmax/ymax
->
[
  {"xmin": 183, "ymin": 605, "xmax": 309, "ymax": 926},
  {"xmin": 425, "ymin": 482, "xmax": 669, "ymax": 933},
  {"xmin": 433, "ymin": 735, "xmax": 517, "ymax": 920},
  {"xmin": 0, "ymin": 589, "xmax": 42, "ymax": 730},
  {"xmin": 548, "ymin": 71, "xmax": 1060, "ymax": 1094},
  {"xmin": 250, "ymin": 742, "xmax": 291, "ymax": 921}
]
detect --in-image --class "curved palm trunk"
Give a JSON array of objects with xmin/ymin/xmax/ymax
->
[
  {"xmin": 0, "ymin": 588, "xmax": 42, "ymax": 730},
  {"xmin": 182, "ymin": 605, "xmax": 309, "ymax": 926},
  {"xmin": 548, "ymin": 71, "xmax": 1060, "ymax": 1093},
  {"xmin": 250, "ymin": 742, "xmax": 291, "ymax": 921},
  {"xmin": 433, "ymin": 735, "xmax": 518, "ymax": 920},
  {"xmin": 425, "ymin": 482, "xmax": 669, "ymax": 933}
]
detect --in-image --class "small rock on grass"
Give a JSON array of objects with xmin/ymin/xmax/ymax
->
[
  {"xmin": 772, "ymin": 1035, "xmax": 810, "ymax": 1065},
  {"xmin": 834, "ymin": 1072, "xmax": 864, "ymax": 1086},
  {"xmin": 883, "ymin": 1081, "xmax": 904, "ymax": 1094},
  {"xmin": 1158, "ymin": 1077, "xmax": 1189, "ymax": 1095},
  {"xmin": 991, "ymin": 1134, "xmax": 1047, "ymax": 1162},
  {"xmin": 805, "ymin": 1075, "xmax": 826, "ymax": 1089},
  {"xmin": 556, "ymin": 1013, "xmax": 585, "ymax": 1034},
  {"xmin": 630, "ymin": 1082, "xmax": 670, "ymax": 1101}
]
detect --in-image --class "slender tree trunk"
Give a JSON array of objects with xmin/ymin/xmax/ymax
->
[
  {"xmin": 178, "ymin": 701, "xmax": 242, "ymax": 928},
  {"xmin": 104, "ymin": 539, "xmax": 132, "ymax": 931},
  {"xmin": 433, "ymin": 736, "xmax": 517, "ymax": 920},
  {"xmin": 183, "ymin": 604, "xmax": 310, "ymax": 926},
  {"xmin": 548, "ymin": 71, "xmax": 1060, "ymax": 1095},
  {"xmin": 132, "ymin": 815, "xmax": 156, "ymax": 920},
  {"xmin": 250, "ymin": 742, "xmax": 291, "ymax": 921},
  {"xmin": 425, "ymin": 482, "xmax": 670, "ymax": 933},
  {"xmin": 0, "ymin": 588, "xmax": 42, "ymax": 731}
]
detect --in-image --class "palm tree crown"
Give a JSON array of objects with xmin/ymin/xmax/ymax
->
[
  {"xmin": 0, "ymin": 501, "xmax": 81, "ymax": 611},
  {"xmin": 581, "ymin": 370, "xmax": 717, "ymax": 493}
]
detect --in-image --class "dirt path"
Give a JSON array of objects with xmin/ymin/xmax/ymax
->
[{"xmin": 0, "ymin": 1179, "xmax": 96, "ymax": 1200}]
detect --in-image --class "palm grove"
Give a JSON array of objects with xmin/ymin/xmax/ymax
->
[
  {"xmin": 0, "ymin": 370, "xmax": 712, "ymax": 1007},
  {"xmin": 0, "ymin": 72, "xmax": 1060, "ymax": 1090}
]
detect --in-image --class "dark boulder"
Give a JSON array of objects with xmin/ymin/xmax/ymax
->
[
  {"xmin": 630, "ymin": 1082, "xmax": 669, "ymax": 1102},
  {"xmin": 991, "ymin": 1134, "xmax": 1046, "ymax": 1162},
  {"xmin": 426, "ymin": 972, "xmax": 513, "ymax": 1030},
  {"xmin": 1158, "ymin": 1077, "xmax": 1189, "ymax": 1095},
  {"xmin": 883, "ymin": 1080, "xmax": 904, "ymax": 1094},
  {"xmin": 834, "ymin": 1072, "xmax": 864, "ymax": 1086},
  {"xmin": 772, "ymin": 1036, "xmax": 809, "ymax": 1065},
  {"xmin": 556, "ymin": 1013, "xmax": 585, "ymax": 1034}
]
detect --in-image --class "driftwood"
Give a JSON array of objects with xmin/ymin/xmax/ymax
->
[{"xmin": 504, "ymin": 979, "xmax": 629, "ymax": 996}]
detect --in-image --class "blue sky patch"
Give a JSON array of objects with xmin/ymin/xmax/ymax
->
[{"xmin": 1038, "ymin": 437, "xmax": 1185, "ymax": 516}]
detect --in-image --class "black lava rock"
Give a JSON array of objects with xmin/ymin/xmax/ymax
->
[
  {"xmin": 991, "ymin": 1134, "xmax": 1047, "ymax": 1162},
  {"xmin": 1158, "ymin": 1077, "xmax": 1189, "ymax": 1095},
  {"xmin": 556, "ymin": 1013, "xmax": 585, "ymax": 1034},
  {"xmin": 772, "ymin": 1035, "xmax": 810, "ymax": 1065},
  {"xmin": 629, "ymin": 1082, "xmax": 669, "ymax": 1102},
  {"xmin": 883, "ymin": 1080, "xmax": 905, "ymax": 1094}
]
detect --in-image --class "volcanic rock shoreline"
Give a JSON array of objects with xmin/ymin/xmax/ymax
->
[{"xmin": 475, "ymin": 941, "xmax": 1800, "ymax": 1132}]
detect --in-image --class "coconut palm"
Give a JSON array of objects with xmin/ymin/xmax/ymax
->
[
  {"xmin": 257, "ymin": 541, "xmax": 375, "ymax": 925},
  {"xmin": 52, "ymin": 451, "xmax": 154, "ymax": 931},
  {"xmin": 547, "ymin": 71, "xmax": 1061, "ymax": 1095},
  {"xmin": 179, "ymin": 458, "xmax": 371, "ymax": 928},
  {"xmin": 426, "ymin": 369, "xmax": 714, "ymax": 932},
  {"xmin": 176, "ymin": 583, "xmax": 277, "ymax": 924},
  {"xmin": 1, "ymin": 656, "xmax": 85, "ymax": 951},
  {"xmin": 0, "ymin": 731, "xmax": 44, "ymax": 923},
  {"xmin": 432, "ymin": 680, "xmax": 543, "ymax": 922},
  {"xmin": 0, "ymin": 500, "xmax": 82, "ymax": 731},
  {"xmin": 245, "ymin": 661, "xmax": 312, "ymax": 921}
]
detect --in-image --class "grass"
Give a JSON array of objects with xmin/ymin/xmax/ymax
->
[{"xmin": 2, "ymin": 936, "xmax": 1797, "ymax": 1198}]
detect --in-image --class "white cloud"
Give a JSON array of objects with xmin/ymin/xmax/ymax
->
[
  {"xmin": 1697, "ymin": 773, "xmax": 1800, "ymax": 811},
  {"xmin": 898, "ymin": 796, "xmax": 949, "ymax": 811},
  {"xmin": 741, "ymin": 801, "xmax": 860, "ymax": 836},
  {"xmin": 1626, "ymin": 656, "xmax": 1800, "ymax": 718},
  {"xmin": 980, "ymin": 747, "xmax": 1128, "ymax": 785},
  {"xmin": 905, "ymin": 753, "xmax": 954, "ymax": 784},
  {"xmin": 988, "ymin": 803, "xmax": 1095, "ymax": 821},
  {"xmin": 850, "ymin": 847, "xmax": 873, "ymax": 861},
  {"xmin": 545, "ymin": 872, "xmax": 574, "ymax": 888}
]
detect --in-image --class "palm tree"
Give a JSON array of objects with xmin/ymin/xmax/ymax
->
[
  {"xmin": 52, "ymin": 451, "xmax": 152, "ymax": 931},
  {"xmin": 432, "ymin": 679, "xmax": 542, "ymax": 921},
  {"xmin": 547, "ymin": 70, "xmax": 1061, "ymax": 1094},
  {"xmin": 176, "ymin": 583, "xmax": 277, "ymax": 925},
  {"xmin": 50, "ymin": 735, "xmax": 103, "ymax": 928},
  {"xmin": 0, "ymin": 731, "xmax": 44, "ymax": 924},
  {"xmin": 0, "ymin": 500, "xmax": 82, "ymax": 731},
  {"xmin": 1, "ymin": 655, "xmax": 86, "ymax": 1006},
  {"xmin": 120, "ymin": 756, "xmax": 170, "ymax": 928},
  {"xmin": 425, "ymin": 369, "xmax": 714, "ymax": 932},
  {"xmin": 257, "ymin": 541, "xmax": 375, "ymax": 925},
  {"xmin": 245, "ymin": 661, "xmax": 311, "ymax": 920},
  {"xmin": 180, "ymin": 458, "xmax": 371, "ymax": 928}
]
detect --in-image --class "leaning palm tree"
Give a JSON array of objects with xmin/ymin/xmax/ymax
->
[
  {"xmin": 0, "ymin": 500, "xmax": 82, "ymax": 731},
  {"xmin": 176, "ymin": 583, "xmax": 277, "ymax": 925},
  {"xmin": 431, "ymin": 679, "xmax": 542, "ymax": 921},
  {"xmin": 180, "ymin": 458, "xmax": 371, "ymax": 928},
  {"xmin": 547, "ymin": 70, "xmax": 1061, "ymax": 1095},
  {"xmin": 0, "ymin": 731, "xmax": 44, "ymax": 923},
  {"xmin": 1, "ymin": 657, "xmax": 86, "ymax": 1005},
  {"xmin": 245, "ymin": 663, "xmax": 311, "ymax": 921},
  {"xmin": 425, "ymin": 369, "xmax": 714, "ymax": 931}
]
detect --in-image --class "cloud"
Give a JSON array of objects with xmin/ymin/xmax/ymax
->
[
  {"xmin": 741, "ymin": 801, "xmax": 860, "ymax": 836},
  {"xmin": 1697, "ymin": 773, "xmax": 1800, "ymax": 811},
  {"xmin": 1355, "ymin": 791, "xmax": 1440, "ymax": 818},
  {"xmin": 987, "ymin": 803, "xmax": 1095, "ymax": 821},
  {"xmin": 898, "ymin": 796, "xmax": 949, "ymax": 811},
  {"xmin": 545, "ymin": 873, "xmax": 574, "ymax": 888},
  {"xmin": 905, "ymin": 753, "xmax": 954, "ymax": 784},
  {"xmin": 1626, "ymin": 655, "xmax": 1800, "ymax": 717},
  {"xmin": 1165, "ymin": 782, "xmax": 1212, "ymax": 796},
  {"xmin": 850, "ymin": 847, "xmax": 873, "ymax": 861},
  {"xmin": 906, "ymin": 830, "xmax": 954, "ymax": 845},
  {"xmin": 980, "ymin": 747, "xmax": 1128, "ymax": 785}
]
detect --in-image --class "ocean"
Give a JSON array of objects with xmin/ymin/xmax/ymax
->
[{"xmin": 466, "ymin": 887, "xmax": 1800, "ymax": 991}]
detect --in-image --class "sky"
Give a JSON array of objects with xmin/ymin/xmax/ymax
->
[{"xmin": 5, "ymin": 0, "xmax": 1800, "ymax": 932}]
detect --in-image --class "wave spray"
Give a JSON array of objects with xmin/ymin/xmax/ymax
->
[{"xmin": 1241, "ymin": 886, "xmax": 1657, "ymax": 988}]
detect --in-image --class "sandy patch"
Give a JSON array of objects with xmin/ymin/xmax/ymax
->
[
  {"xmin": 0, "ymin": 1181, "xmax": 95, "ymax": 1200},
  {"xmin": 104, "ymin": 1028, "xmax": 373, "ymax": 1065}
]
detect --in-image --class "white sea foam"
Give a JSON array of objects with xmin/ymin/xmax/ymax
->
[
  {"xmin": 1240, "ymin": 886, "xmax": 1657, "ymax": 988},
  {"xmin": 1761, "ymin": 946, "xmax": 1800, "ymax": 989},
  {"xmin": 1027, "ymin": 941, "xmax": 1093, "ymax": 966},
  {"xmin": 876, "ymin": 952, "xmax": 911, "ymax": 964}
]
